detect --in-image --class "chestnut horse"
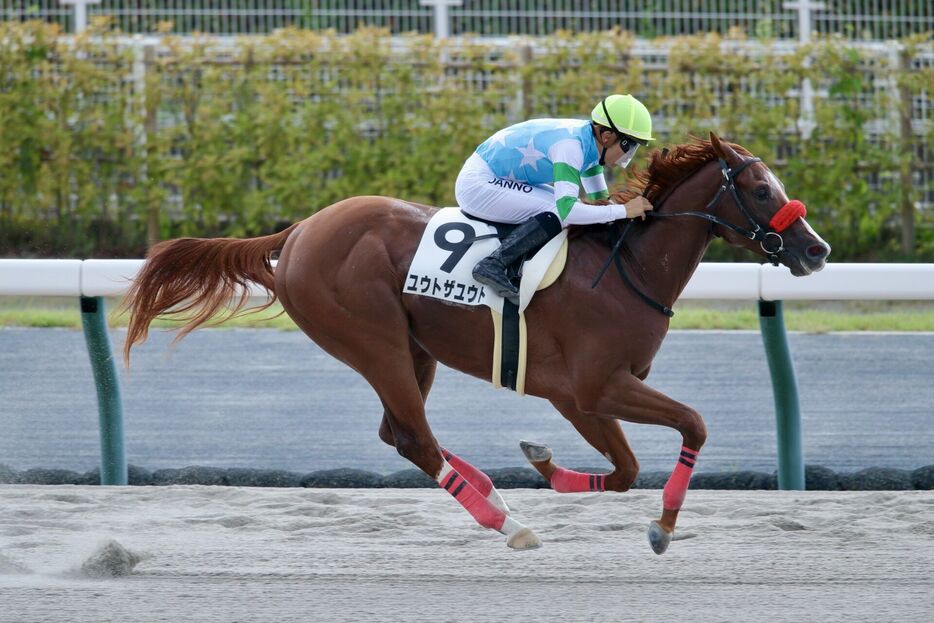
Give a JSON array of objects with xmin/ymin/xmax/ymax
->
[{"xmin": 122, "ymin": 133, "xmax": 829, "ymax": 553}]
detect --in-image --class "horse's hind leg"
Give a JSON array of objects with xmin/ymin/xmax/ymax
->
[
  {"xmin": 373, "ymin": 357, "xmax": 538, "ymax": 548},
  {"xmin": 378, "ymin": 339, "xmax": 511, "ymax": 514},
  {"xmin": 279, "ymin": 256, "xmax": 533, "ymax": 547},
  {"xmin": 520, "ymin": 400, "xmax": 640, "ymax": 493},
  {"xmin": 376, "ymin": 338, "xmax": 436, "ymax": 449}
]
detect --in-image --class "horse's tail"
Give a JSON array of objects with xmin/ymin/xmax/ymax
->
[{"xmin": 121, "ymin": 222, "xmax": 302, "ymax": 362}]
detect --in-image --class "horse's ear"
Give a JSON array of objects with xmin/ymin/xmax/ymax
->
[{"xmin": 709, "ymin": 131, "xmax": 741, "ymax": 164}]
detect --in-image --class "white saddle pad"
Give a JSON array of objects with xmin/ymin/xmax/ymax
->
[{"xmin": 404, "ymin": 208, "xmax": 567, "ymax": 314}]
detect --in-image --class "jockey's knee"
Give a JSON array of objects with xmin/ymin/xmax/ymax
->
[{"xmin": 678, "ymin": 408, "xmax": 707, "ymax": 450}]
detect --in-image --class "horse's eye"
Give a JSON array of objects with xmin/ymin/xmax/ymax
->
[{"xmin": 753, "ymin": 186, "xmax": 770, "ymax": 200}]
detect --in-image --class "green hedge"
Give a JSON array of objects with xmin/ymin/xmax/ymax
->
[{"xmin": 1, "ymin": 21, "xmax": 931, "ymax": 259}]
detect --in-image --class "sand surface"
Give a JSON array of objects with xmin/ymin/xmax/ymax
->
[{"xmin": 1, "ymin": 485, "xmax": 932, "ymax": 622}]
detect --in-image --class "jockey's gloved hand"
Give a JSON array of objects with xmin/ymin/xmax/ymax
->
[{"xmin": 624, "ymin": 196, "xmax": 654, "ymax": 220}]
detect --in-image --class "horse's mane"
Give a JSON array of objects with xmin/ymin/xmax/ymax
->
[
  {"xmin": 616, "ymin": 137, "xmax": 752, "ymax": 205},
  {"xmin": 569, "ymin": 137, "xmax": 752, "ymax": 242}
]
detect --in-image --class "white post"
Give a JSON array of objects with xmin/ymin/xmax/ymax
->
[
  {"xmin": 59, "ymin": 0, "xmax": 102, "ymax": 34},
  {"xmin": 420, "ymin": 0, "xmax": 463, "ymax": 39},
  {"xmin": 784, "ymin": 1, "xmax": 826, "ymax": 140}
]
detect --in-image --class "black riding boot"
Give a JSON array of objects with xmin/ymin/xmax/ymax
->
[{"xmin": 472, "ymin": 212, "xmax": 563, "ymax": 299}]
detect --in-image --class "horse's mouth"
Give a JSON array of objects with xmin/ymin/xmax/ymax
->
[
  {"xmin": 789, "ymin": 262, "xmax": 812, "ymax": 277},
  {"xmin": 786, "ymin": 238, "xmax": 830, "ymax": 277},
  {"xmin": 787, "ymin": 253, "xmax": 827, "ymax": 277}
]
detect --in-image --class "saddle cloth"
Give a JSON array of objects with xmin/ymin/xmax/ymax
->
[
  {"xmin": 405, "ymin": 208, "xmax": 568, "ymax": 394},
  {"xmin": 405, "ymin": 208, "xmax": 567, "ymax": 314}
]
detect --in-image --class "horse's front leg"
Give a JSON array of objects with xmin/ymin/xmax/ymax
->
[
  {"xmin": 520, "ymin": 400, "xmax": 640, "ymax": 493},
  {"xmin": 587, "ymin": 371, "xmax": 708, "ymax": 554}
]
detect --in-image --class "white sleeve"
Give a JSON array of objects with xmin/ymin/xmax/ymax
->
[{"xmin": 558, "ymin": 201, "xmax": 629, "ymax": 225}]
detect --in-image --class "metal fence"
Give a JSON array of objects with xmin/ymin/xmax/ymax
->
[
  {"xmin": 39, "ymin": 34, "xmax": 934, "ymax": 213},
  {"xmin": 4, "ymin": 1, "xmax": 932, "ymax": 39}
]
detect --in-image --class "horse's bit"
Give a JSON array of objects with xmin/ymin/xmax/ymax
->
[{"xmin": 592, "ymin": 156, "xmax": 807, "ymax": 317}]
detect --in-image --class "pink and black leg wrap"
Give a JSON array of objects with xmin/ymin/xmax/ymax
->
[
  {"xmin": 442, "ymin": 448, "xmax": 493, "ymax": 497},
  {"xmin": 662, "ymin": 446, "xmax": 699, "ymax": 511},
  {"xmin": 438, "ymin": 464, "xmax": 506, "ymax": 532},
  {"xmin": 550, "ymin": 467, "xmax": 607, "ymax": 493}
]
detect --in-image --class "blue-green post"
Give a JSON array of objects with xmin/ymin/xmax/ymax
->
[
  {"xmin": 80, "ymin": 296, "xmax": 127, "ymax": 485},
  {"xmin": 758, "ymin": 300, "xmax": 805, "ymax": 490}
]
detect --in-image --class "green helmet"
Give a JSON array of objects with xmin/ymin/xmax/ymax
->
[{"xmin": 591, "ymin": 94, "xmax": 655, "ymax": 143}]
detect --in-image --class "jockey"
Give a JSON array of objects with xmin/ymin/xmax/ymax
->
[{"xmin": 456, "ymin": 93, "xmax": 656, "ymax": 299}]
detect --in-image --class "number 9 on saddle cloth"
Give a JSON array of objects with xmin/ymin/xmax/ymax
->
[{"xmin": 404, "ymin": 207, "xmax": 568, "ymax": 393}]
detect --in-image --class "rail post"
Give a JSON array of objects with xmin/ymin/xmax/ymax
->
[
  {"xmin": 80, "ymin": 296, "xmax": 128, "ymax": 485},
  {"xmin": 59, "ymin": 0, "xmax": 102, "ymax": 34},
  {"xmin": 783, "ymin": 0, "xmax": 826, "ymax": 139},
  {"xmin": 758, "ymin": 299, "xmax": 805, "ymax": 490},
  {"xmin": 420, "ymin": 0, "xmax": 462, "ymax": 39}
]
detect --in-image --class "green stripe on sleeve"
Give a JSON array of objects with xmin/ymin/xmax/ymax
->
[
  {"xmin": 587, "ymin": 189, "xmax": 610, "ymax": 200},
  {"xmin": 581, "ymin": 165, "xmax": 605, "ymax": 179},
  {"xmin": 553, "ymin": 162, "xmax": 582, "ymax": 186},
  {"xmin": 556, "ymin": 196, "xmax": 577, "ymax": 221}
]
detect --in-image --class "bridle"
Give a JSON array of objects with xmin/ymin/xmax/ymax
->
[{"xmin": 592, "ymin": 155, "xmax": 807, "ymax": 317}]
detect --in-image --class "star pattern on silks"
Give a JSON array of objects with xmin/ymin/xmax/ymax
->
[
  {"xmin": 505, "ymin": 171, "xmax": 521, "ymax": 183},
  {"xmin": 489, "ymin": 128, "xmax": 513, "ymax": 147},
  {"xmin": 516, "ymin": 138, "xmax": 546, "ymax": 171},
  {"xmin": 553, "ymin": 119, "xmax": 584, "ymax": 133}
]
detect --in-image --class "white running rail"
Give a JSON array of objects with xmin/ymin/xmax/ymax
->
[{"xmin": 2, "ymin": 260, "xmax": 933, "ymax": 300}]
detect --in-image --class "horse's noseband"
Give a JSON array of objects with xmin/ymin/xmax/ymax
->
[{"xmin": 759, "ymin": 198, "xmax": 806, "ymax": 257}]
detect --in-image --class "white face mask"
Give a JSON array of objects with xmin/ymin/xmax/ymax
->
[{"xmin": 615, "ymin": 144, "xmax": 639, "ymax": 168}]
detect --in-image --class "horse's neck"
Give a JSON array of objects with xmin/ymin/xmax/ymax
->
[{"xmin": 625, "ymin": 168, "xmax": 718, "ymax": 308}]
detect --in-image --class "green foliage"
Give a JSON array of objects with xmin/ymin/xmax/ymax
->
[
  {"xmin": 0, "ymin": 21, "xmax": 145, "ymax": 256},
  {"xmin": 0, "ymin": 22, "xmax": 931, "ymax": 260}
]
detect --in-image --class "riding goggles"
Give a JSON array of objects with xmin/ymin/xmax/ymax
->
[{"xmin": 615, "ymin": 141, "xmax": 639, "ymax": 168}]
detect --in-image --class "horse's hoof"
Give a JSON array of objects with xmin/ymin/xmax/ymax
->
[
  {"xmin": 506, "ymin": 527, "xmax": 541, "ymax": 550},
  {"xmin": 647, "ymin": 520, "xmax": 672, "ymax": 555},
  {"xmin": 519, "ymin": 440, "xmax": 553, "ymax": 463}
]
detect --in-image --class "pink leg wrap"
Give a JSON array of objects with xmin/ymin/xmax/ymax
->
[
  {"xmin": 550, "ymin": 467, "xmax": 606, "ymax": 493},
  {"xmin": 439, "ymin": 468, "xmax": 506, "ymax": 531},
  {"xmin": 662, "ymin": 446, "xmax": 699, "ymax": 510},
  {"xmin": 441, "ymin": 448, "xmax": 492, "ymax": 496}
]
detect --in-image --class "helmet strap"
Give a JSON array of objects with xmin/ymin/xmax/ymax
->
[
  {"xmin": 599, "ymin": 98, "xmax": 620, "ymax": 167},
  {"xmin": 601, "ymin": 98, "xmax": 621, "ymax": 134}
]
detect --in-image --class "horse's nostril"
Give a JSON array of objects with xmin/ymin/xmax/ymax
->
[{"xmin": 807, "ymin": 244, "xmax": 829, "ymax": 260}]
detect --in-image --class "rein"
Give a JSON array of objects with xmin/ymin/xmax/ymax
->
[{"xmin": 591, "ymin": 155, "xmax": 806, "ymax": 317}]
